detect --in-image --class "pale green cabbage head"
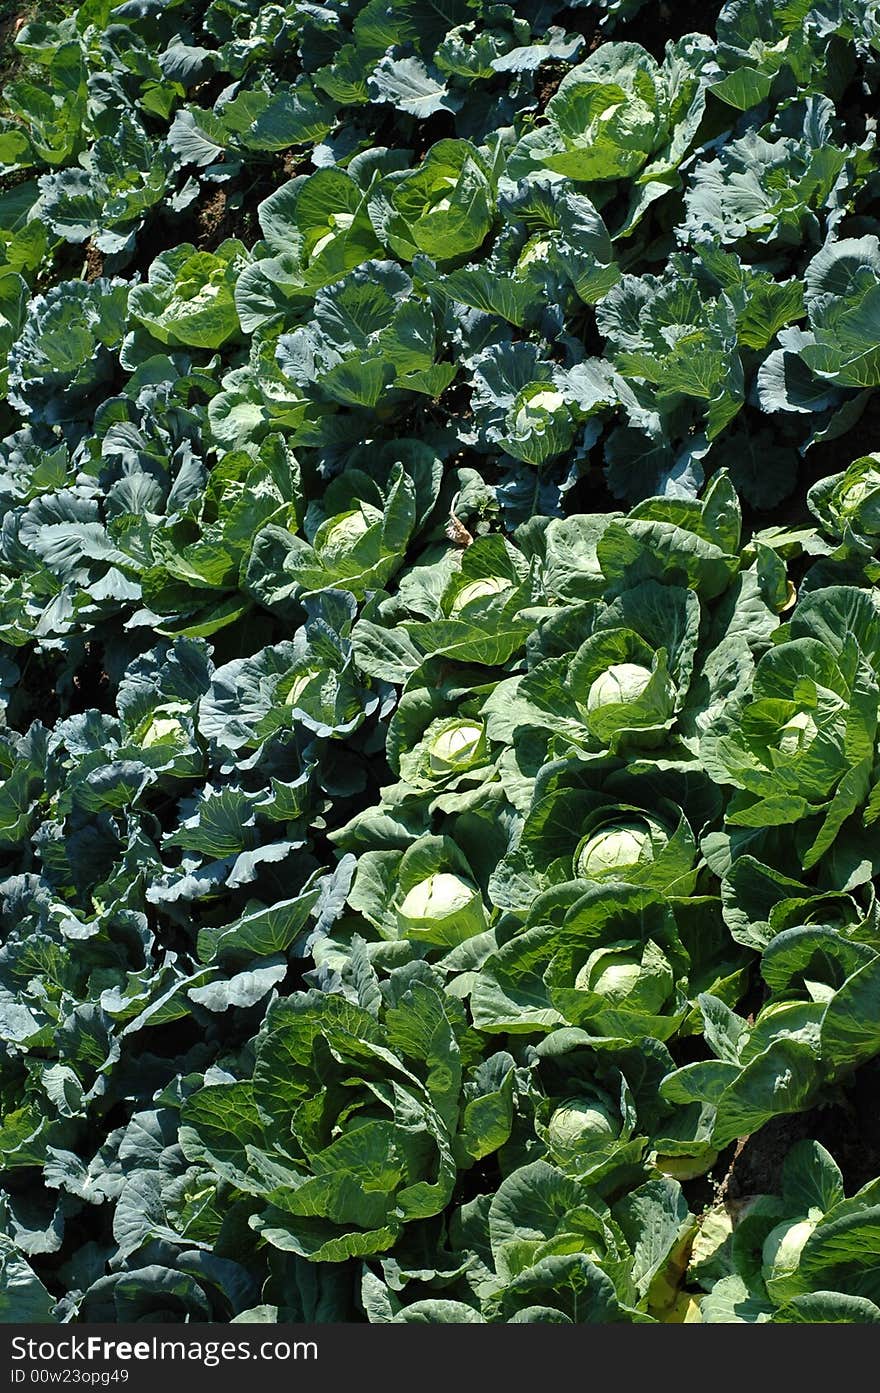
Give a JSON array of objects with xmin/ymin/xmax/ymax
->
[
  {"xmin": 762, "ymin": 1218, "xmax": 816, "ymax": 1303},
  {"xmin": 319, "ymin": 504, "xmax": 379, "ymax": 558},
  {"xmin": 427, "ymin": 719, "xmax": 485, "ymax": 775},
  {"xmin": 396, "ymin": 871, "xmax": 487, "ymax": 945},
  {"xmin": 837, "ymin": 458, "xmax": 880, "ymax": 533},
  {"xmin": 285, "ymin": 668, "xmax": 321, "ymax": 706},
  {"xmin": 513, "ymin": 386, "xmax": 565, "ymax": 437},
  {"xmin": 139, "ymin": 702, "xmax": 190, "ymax": 749},
  {"xmin": 575, "ymin": 819, "xmax": 662, "ymax": 880},
  {"xmin": 576, "ymin": 952, "xmax": 643, "ymax": 1002},
  {"xmin": 517, "ymin": 236, "xmax": 552, "ymax": 273},
  {"xmin": 400, "ymin": 872, "xmax": 475, "ymax": 919},
  {"xmin": 310, "ymin": 211, "xmax": 355, "ymax": 258},
  {"xmin": 451, "ymin": 576, "xmax": 514, "ymax": 613},
  {"xmin": 575, "ymin": 940, "xmax": 674, "ymax": 1015},
  {"xmin": 547, "ymin": 1096, "xmax": 621, "ymax": 1151},
  {"xmin": 587, "ymin": 662, "xmax": 653, "ymax": 712},
  {"xmin": 584, "ymin": 660, "xmax": 677, "ymax": 738},
  {"xmin": 777, "ymin": 710, "xmax": 818, "ymax": 756},
  {"xmin": 143, "ymin": 717, "xmax": 185, "ymax": 748}
]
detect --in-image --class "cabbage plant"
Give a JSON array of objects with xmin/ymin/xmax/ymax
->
[
  {"xmin": 491, "ymin": 768, "xmax": 699, "ymax": 914},
  {"xmin": 344, "ymin": 834, "xmax": 492, "ymax": 957},
  {"xmin": 689, "ymin": 1140, "xmax": 880, "ymax": 1322},
  {"xmin": 368, "ymin": 140, "xmax": 497, "ymax": 262},
  {"xmin": 180, "ymin": 964, "xmax": 519, "ymax": 1262},
  {"xmin": 702, "ymin": 586, "xmax": 880, "ymax": 869},
  {"xmin": 808, "ymin": 454, "xmax": 880, "ymax": 564},
  {"xmin": 507, "ymin": 37, "xmax": 713, "ymax": 201},
  {"xmin": 472, "ymin": 882, "xmax": 691, "ymax": 1039},
  {"xmin": 128, "ymin": 240, "xmax": 247, "ymax": 349}
]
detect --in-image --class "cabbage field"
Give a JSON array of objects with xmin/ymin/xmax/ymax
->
[{"xmin": 4, "ymin": 0, "xmax": 880, "ymax": 1328}]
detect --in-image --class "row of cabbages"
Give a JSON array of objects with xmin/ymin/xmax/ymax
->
[
  {"xmin": 2, "ymin": 16, "xmax": 880, "ymax": 541},
  {"xmin": 7, "ymin": 203, "xmax": 880, "ymax": 519},
  {"xmin": 5, "ymin": 447, "xmax": 880, "ymax": 1320}
]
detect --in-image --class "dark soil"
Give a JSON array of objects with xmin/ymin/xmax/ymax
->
[
  {"xmin": 407, "ymin": 109, "xmax": 458, "ymax": 163},
  {"xmin": 809, "ymin": 392, "xmax": 880, "ymax": 482},
  {"xmin": 738, "ymin": 391, "xmax": 880, "ymax": 543},
  {"xmin": 196, "ymin": 187, "xmax": 230, "ymax": 249},
  {"xmin": 8, "ymin": 647, "xmax": 61, "ymax": 731},
  {"xmin": 533, "ymin": 61, "xmax": 568, "ymax": 113},
  {"xmin": 185, "ymin": 73, "xmax": 230, "ymax": 112},
  {"xmin": 82, "ymin": 239, "xmax": 104, "ymax": 282},
  {"xmin": 684, "ymin": 1061, "xmax": 880, "ymax": 1216},
  {"xmin": 0, "ymin": 0, "xmax": 32, "ymax": 87},
  {"xmin": 717, "ymin": 1114, "xmax": 815, "ymax": 1202},
  {"xmin": 553, "ymin": 1, "xmax": 726, "ymax": 62},
  {"xmin": 623, "ymin": 1, "xmax": 725, "ymax": 58},
  {"xmin": 281, "ymin": 149, "xmax": 310, "ymax": 179},
  {"xmin": 553, "ymin": 6, "xmax": 601, "ymax": 48},
  {"xmin": 69, "ymin": 642, "xmax": 113, "ymax": 714}
]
